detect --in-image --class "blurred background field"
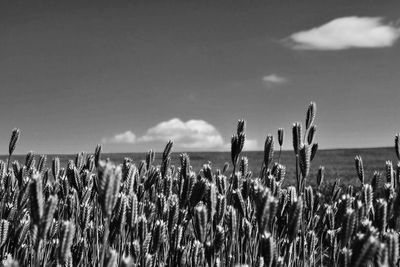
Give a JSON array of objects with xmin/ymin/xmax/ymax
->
[{"xmin": 2, "ymin": 146, "xmax": 396, "ymax": 188}]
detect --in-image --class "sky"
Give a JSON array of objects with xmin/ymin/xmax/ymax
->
[{"xmin": 1, "ymin": 0, "xmax": 400, "ymax": 154}]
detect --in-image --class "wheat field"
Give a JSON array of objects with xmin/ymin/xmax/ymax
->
[{"xmin": 0, "ymin": 102, "xmax": 399, "ymax": 267}]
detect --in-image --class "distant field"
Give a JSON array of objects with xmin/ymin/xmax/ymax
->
[{"xmin": 2, "ymin": 147, "xmax": 397, "ymax": 187}]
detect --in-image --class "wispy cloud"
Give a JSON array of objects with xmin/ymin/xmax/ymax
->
[
  {"xmin": 262, "ymin": 74, "xmax": 287, "ymax": 86},
  {"xmin": 286, "ymin": 16, "xmax": 400, "ymax": 50}
]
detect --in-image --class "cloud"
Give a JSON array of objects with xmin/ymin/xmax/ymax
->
[
  {"xmin": 103, "ymin": 119, "xmax": 261, "ymax": 151},
  {"xmin": 262, "ymin": 74, "xmax": 287, "ymax": 86},
  {"xmin": 138, "ymin": 118, "xmax": 225, "ymax": 150},
  {"xmin": 102, "ymin": 130, "xmax": 136, "ymax": 144},
  {"xmin": 286, "ymin": 16, "xmax": 400, "ymax": 50},
  {"xmin": 103, "ymin": 118, "xmax": 226, "ymax": 150}
]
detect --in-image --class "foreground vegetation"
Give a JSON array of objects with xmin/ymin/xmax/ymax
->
[{"xmin": 0, "ymin": 102, "xmax": 400, "ymax": 266}]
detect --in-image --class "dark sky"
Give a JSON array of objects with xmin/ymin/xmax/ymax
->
[{"xmin": 1, "ymin": 0, "xmax": 400, "ymax": 154}]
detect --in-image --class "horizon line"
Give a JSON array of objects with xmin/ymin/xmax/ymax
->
[{"xmin": 1, "ymin": 145, "xmax": 394, "ymax": 157}]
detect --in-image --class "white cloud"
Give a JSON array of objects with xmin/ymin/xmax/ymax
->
[
  {"xmin": 262, "ymin": 74, "xmax": 287, "ymax": 85},
  {"xmin": 103, "ymin": 118, "xmax": 226, "ymax": 150},
  {"xmin": 138, "ymin": 118, "xmax": 225, "ymax": 150},
  {"xmin": 102, "ymin": 130, "xmax": 136, "ymax": 144},
  {"xmin": 287, "ymin": 16, "xmax": 400, "ymax": 50},
  {"xmin": 102, "ymin": 119, "xmax": 261, "ymax": 151}
]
